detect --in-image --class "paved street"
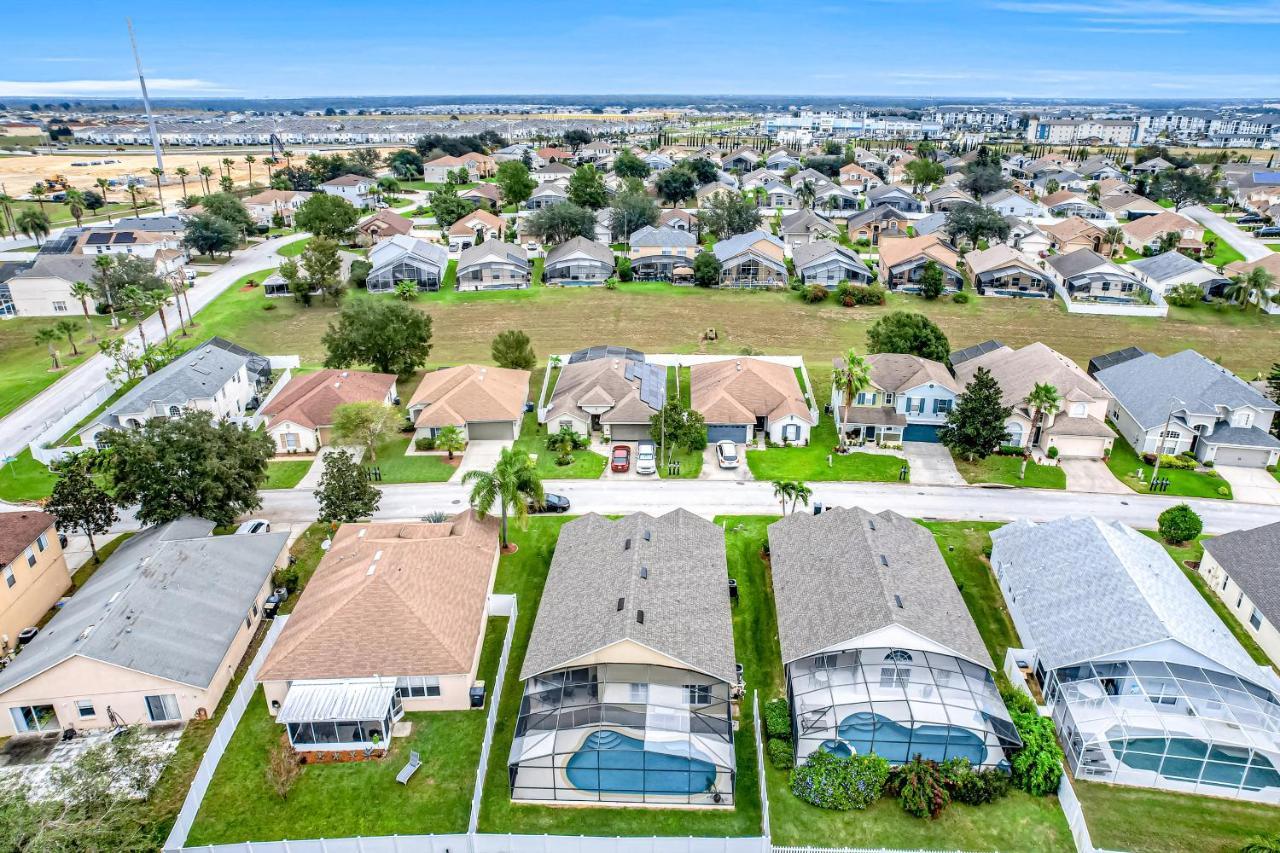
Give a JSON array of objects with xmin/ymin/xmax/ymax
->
[{"xmin": 1183, "ymin": 204, "xmax": 1270, "ymax": 263}]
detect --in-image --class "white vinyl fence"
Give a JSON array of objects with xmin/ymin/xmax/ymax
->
[
  {"xmin": 27, "ymin": 380, "xmax": 118, "ymax": 465},
  {"xmin": 469, "ymin": 594, "xmax": 518, "ymax": 833},
  {"xmin": 181, "ymin": 835, "xmax": 768, "ymax": 853}
]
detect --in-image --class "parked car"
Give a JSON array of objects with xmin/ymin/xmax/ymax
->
[
  {"xmin": 635, "ymin": 440, "xmax": 657, "ymax": 475},
  {"xmin": 1256, "ymin": 225, "xmax": 1280, "ymax": 238},
  {"xmin": 236, "ymin": 519, "xmax": 271, "ymax": 535},
  {"xmin": 610, "ymin": 444, "xmax": 631, "ymax": 473},
  {"xmin": 716, "ymin": 440, "xmax": 740, "ymax": 469},
  {"xmin": 530, "ymin": 493, "xmax": 571, "ymax": 513}
]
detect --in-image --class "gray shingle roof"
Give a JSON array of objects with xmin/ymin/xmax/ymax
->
[
  {"xmin": 10, "ymin": 255, "xmax": 100, "ymax": 283},
  {"xmin": 1204, "ymin": 422, "xmax": 1280, "ymax": 449},
  {"xmin": 768, "ymin": 508, "xmax": 991, "ymax": 668},
  {"xmin": 629, "ymin": 225, "xmax": 696, "ymax": 248},
  {"xmin": 1127, "ymin": 251, "xmax": 1216, "ymax": 283},
  {"xmin": 779, "ymin": 209, "xmax": 837, "ymax": 236},
  {"xmin": 1095, "ymin": 349, "xmax": 1278, "ymax": 431},
  {"xmin": 0, "ymin": 519, "xmax": 287, "ymax": 694},
  {"xmin": 790, "ymin": 240, "xmax": 870, "ymax": 277},
  {"xmin": 544, "ymin": 236, "xmax": 614, "ymax": 266},
  {"xmin": 712, "ymin": 230, "xmax": 783, "ymax": 263},
  {"xmin": 990, "ymin": 517, "xmax": 1267, "ymax": 680},
  {"xmin": 520, "ymin": 510, "xmax": 736, "ymax": 683},
  {"xmin": 846, "ymin": 204, "xmax": 909, "ymax": 230},
  {"xmin": 1046, "ymin": 248, "xmax": 1108, "ymax": 280},
  {"xmin": 1203, "ymin": 522, "xmax": 1280, "ymax": 623}
]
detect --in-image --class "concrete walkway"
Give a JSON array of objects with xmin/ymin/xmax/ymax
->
[
  {"xmin": 1060, "ymin": 458, "xmax": 1132, "ymax": 495},
  {"xmin": 1183, "ymin": 205, "xmax": 1270, "ymax": 263},
  {"xmin": 902, "ymin": 442, "xmax": 964, "ymax": 486},
  {"xmin": 297, "ymin": 445, "xmax": 363, "ymax": 490},
  {"xmin": 449, "ymin": 439, "xmax": 511, "ymax": 482},
  {"xmin": 1217, "ymin": 466, "xmax": 1280, "ymax": 506}
]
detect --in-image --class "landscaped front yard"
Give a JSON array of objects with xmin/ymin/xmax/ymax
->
[
  {"xmin": 0, "ymin": 448, "xmax": 61, "ymax": 503},
  {"xmin": 1200, "ymin": 228, "xmax": 1246, "ymax": 267},
  {"xmin": 262, "ymin": 459, "xmax": 312, "ymax": 490},
  {"xmin": 953, "ymin": 453, "xmax": 1067, "ymax": 490},
  {"xmin": 511, "ymin": 412, "xmax": 607, "ymax": 479},
  {"xmin": 1105, "ymin": 434, "xmax": 1232, "ymax": 499},
  {"xmin": 746, "ymin": 418, "xmax": 908, "ymax": 483},
  {"xmin": 0, "ymin": 314, "xmax": 121, "ymax": 422},
  {"xmin": 371, "ymin": 435, "xmax": 458, "ymax": 483}
]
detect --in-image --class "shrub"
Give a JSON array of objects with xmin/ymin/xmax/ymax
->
[
  {"xmin": 1217, "ymin": 485, "xmax": 1230, "ymax": 496},
  {"xmin": 1158, "ymin": 503, "xmax": 1203, "ymax": 544},
  {"xmin": 1046, "ymin": 446, "xmax": 1059, "ymax": 459},
  {"xmin": 274, "ymin": 564, "xmax": 301, "ymax": 594},
  {"xmin": 767, "ymin": 738, "xmax": 795, "ymax": 770},
  {"xmin": 764, "ymin": 697, "xmax": 792, "ymax": 740},
  {"xmin": 951, "ymin": 291, "xmax": 970, "ymax": 304},
  {"xmin": 616, "ymin": 255, "xmax": 633, "ymax": 282},
  {"xmin": 1203, "ymin": 460, "xmax": 1214, "ymax": 468},
  {"xmin": 835, "ymin": 281, "xmax": 887, "ymax": 307},
  {"xmin": 1141, "ymin": 451, "xmax": 1158, "ymax": 465},
  {"xmin": 790, "ymin": 751, "xmax": 890, "ymax": 811},
  {"xmin": 998, "ymin": 444, "xmax": 1026, "ymax": 456},
  {"xmin": 889, "ymin": 756, "xmax": 950, "ymax": 818},
  {"xmin": 414, "ymin": 436, "xmax": 436, "ymax": 451},
  {"xmin": 803, "ymin": 284, "xmax": 831, "ymax": 303},
  {"xmin": 1008, "ymin": 713, "xmax": 1064, "ymax": 796},
  {"xmin": 1158, "ymin": 453, "xmax": 1196, "ymax": 470}
]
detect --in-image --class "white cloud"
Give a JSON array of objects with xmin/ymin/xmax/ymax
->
[{"xmin": 0, "ymin": 78, "xmax": 235, "ymax": 96}]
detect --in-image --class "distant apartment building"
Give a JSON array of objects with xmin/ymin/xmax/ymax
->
[
  {"xmin": 1025, "ymin": 118, "xmax": 1139, "ymax": 146},
  {"xmin": 766, "ymin": 111, "xmax": 943, "ymax": 139}
]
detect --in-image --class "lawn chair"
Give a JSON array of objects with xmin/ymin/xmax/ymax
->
[{"xmin": 395, "ymin": 750, "xmax": 421, "ymax": 785}]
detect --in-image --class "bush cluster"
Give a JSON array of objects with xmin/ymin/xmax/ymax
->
[
  {"xmin": 414, "ymin": 436, "xmax": 436, "ymax": 451},
  {"xmin": 802, "ymin": 284, "xmax": 831, "ymax": 303},
  {"xmin": 764, "ymin": 698, "xmax": 792, "ymax": 740},
  {"xmin": 998, "ymin": 681, "xmax": 1064, "ymax": 796},
  {"xmin": 790, "ymin": 751, "xmax": 891, "ymax": 811},
  {"xmin": 886, "ymin": 756, "xmax": 1011, "ymax": 819},
  {"xmin": 1158, "ymin": 503, "xmax": 1203, "ymax": 544},
  {"xmin": 835, "ymin": 281, "xmax": 887, "ymax": 306},
  {"xmin": 767, "ymin": 738, "xmax": 795, "ymax": 770}
]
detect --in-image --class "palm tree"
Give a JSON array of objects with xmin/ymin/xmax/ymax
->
[
  {"xmin": 151, "ymin": 291, "xmax": 173, "ymax": 342},
  {"xmin": 94, "ymin": 177, "xmax": 113, "ymax": 223},
  {"xmin": 93, "ymin": 254, "xmax": 119, "ymax": 329},
  {"xmin": 35, "ymin": 327, "xmax": 62, "ymax": 369},
  {"xmin": 0, "ymin": 192, "xmax": 17, "ymax": 238},
  {"xmin": 167, "ymin": 274, "xmax": 189, "ymax": 335},
  {"xmin": 172, "ymin": 274, "xmax": 195, "ymax": 330},
  {"xmin": 435, "ymin": 425, "xmax": 466, "ymax": 461},
  {"xmin": 462, "ymin": 447, "xmax": 544, "ymax": 548},
  {"xmin": 63, "ymin": 187, "xmax": 86, "ymax": 227},
  {"xmin": 263, "ymin": 156, "xmax": 278, "ymax": 181},
  {"xmin": 126, "ymin": 184, "xmax": 142, "ymax": 216},
  {"xmin": 16, "ymin": 208, "xmax": 51, "ymax": 244},
  {"xmin": 119, "ymin": 286, "xmax": 152, "ymax": 351},
  {"xmin": 831, "ymin": 348, "xmax": 872, "ymax": 446},
  {"xmin": 221, "ymin": 157, "xmax": 235, "ymax": 187},
  {"xmin": 789, "ymin": 482, "xmax": 813, "ymax": 514},
  {"xmin": 244, "ymin": 155, "xmax": 256, "ymax": 187},
  {"xmin": 771, "ymin": 480, "xmax": 795, "ymax": 515},
  {"xmin": 796, "ymin": 179, "xmax": 817, "ymax": 210},
  {"xmin": 1241, "ymin": 832, "xmax": 1280, "ymax": 853},
  {"xmin": 1103, "ymin": 225, "xmax": 1125, "ymax": 258},
  {"xmin": 199, "ymin": 165, "xmax": 214, "ymax": 195},
  {"xmin": 70, "ymin": 281, "xmax": 98, "ymax": 339},
  {"xmin": 28, "ymin": 183, "xmax": 47, "ymax": 212},
  {"xmin": 149, "ymin": 167, "xmax": 165, "ymax": 211},
  {"xmin": 54, "ymin": 318, "xmax": 81, "ymax": 356},
  {"xmin": 1226, "ymin": 267, "xmax": 1278, "ymax": 311},
  {"xmin": 175, "ymin": 167, "xmax": 190, "ymax": 201},
  {"xmin": 1024, "ymin": 382, "xmax": 1061, "ymax": 455}
]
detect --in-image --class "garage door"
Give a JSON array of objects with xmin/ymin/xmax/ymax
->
[
  {"xmin": 467, "ymin": 420, "xmax": 515, "ymax": 440},
  {"xmin": 609, "ymin": 423, "xmax": 652, "ymax": 441},
  {"xmin": 1050, "ymin": 436, "xmax": 1110, "ymax": 458},
  {"xmin": 707, "ymin": 424, "xmax": 749, "ymax": 443},
  {"xmin": 1214, "ymin": 446, "xmax": 1273, "ymax": 467},
  {"xmin": 902, "ymin": 424, "xmax": 940, "ymax": 443}
]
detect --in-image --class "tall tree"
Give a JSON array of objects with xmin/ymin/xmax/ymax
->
[
  {"xmin": 331, "ymin": 401, "xmax": 399, "ymax": 462},
  {"xmin": 293, "ymin": 193, "xmax": 359, "ymax": 239},
  {"xmin": 904, "ymin": 158, "xmax": 944, "ymax": 192},
  {"xmin": 945, "ymin": 203, "xmax": 1010, "ymax": 247},
  {"xmin": 655, "ymin": 168, "xmax": 698, "ymax": 207},
  {"xmin": 608, "ymin": 187, "xmax": 660, "ymax": 240},
  {"xmin": 918, "ymin": 260, "xmax": 945, "ymax": 300},
  {"xmin": 94, "ymin": 177, "xmax": 114, "ymax": 223},
  {"xmin": 46, "ymin": 454, "xmax": 117, "ymax": 561},
  {"xmin": 315, "ymin": 448, "xmax": 380, "ymax": 523},
  {"xmin": 1226, "ymin": 267, "xmax": 1277, "ymax": 311},
  {"xmin": 322, "ymin": 299, "xmax": 433, "ymax": 377},
  {"xmin": 699, "ymin": 191, "xmax": 762, "ymax": 240},
  {"xmin": 463, "ymin": 447, "xmax": 544, "ymax": 548},
  {"xmin": 866, "ymin": 311, "xmax": 950, "ymax": 362},
  {"xmin": 567, "ymin": 164, "xmax": 608, "ymax": 210},
  {"xmin": 526, "ymin": 202, "xmax": 596, "ymax": 245},
  {"xmin": 832, "ymin": 348, "xmax": 871, "ymax": 442},
  {"xmin": 35, "ymin": 326, "xmax": 62, "ymax": 369},
  {"xmin": 149, "ymin": 167, "xmax": 165, "ymax": 211},
  {"xmin": 427, "ymin": 182, "xmax": 473, "ymax": 228},
  {"xmin": 175, "ymin": 166, "xmax": 190, "ymax": 200},
  {"xmin": 182, "ymin": 212, "xmax": 240, "ymax": 258},
  {"xmin": 63, "ymin": 187, "xmax": 86, "ymax": 227},
  {"xmin": 494, "ymin": 160, "xmax": 536, "ymax": 209},
  {"xmin": 491, "ymin": 329, "xmax": 537, "ymax": 370},
  {"xmin": 54, "ymin": 318, "xmax": 81, "ymax": 355},
  {"xmin": 28, "ymin": 183, "xmax": 47, "ymax": 212},
  {"xmin": 1024, "ymin": 382, "xmax": 1061, "ymax": 448},
  {"xmin": 301, "ymin": 236, "xmax": 344, "ymax": 301},
  {"xmin": 961, "ymin": 165, "xmax": 1008, "ymax": 197},
  {"xmin": 69, "ymin": 280, "xmax": 98, "ymax": 339},
  {"xmin": 613, "ymin": 149, "xmax": 651, "ymax": 180},
  {"xmin": 16, "ymin": 208, "xmax": 50, "ymax": 244},
  {"xmin": 938, "ymin": 366, "xmax": 1014, "ymax": 461}
]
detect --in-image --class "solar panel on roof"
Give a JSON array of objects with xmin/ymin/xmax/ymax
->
[
  {"xmin": 949, "ymin": 339, "xmax": 1005, "ymax": 366},
  {"xmin": 568, "ymin": 344, "xmax": 644, "ymax": 364},
  {"xmin": 626, "ymin": 361, "xmax": 667, "ymax": 411},
  {"xmin": 86, "ymin": 232, "xmax": 111, "ymax": 245},
  {"xmin": 113, "ymin": 232, "xmax": 137, "ymax": 244}
]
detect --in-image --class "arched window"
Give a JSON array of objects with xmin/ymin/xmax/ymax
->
[
  {"xmin": 1005, "ymin": 421, "xmax": 1023, "ymax": 446},
  {"xmin": 884, "ymin": 650, "xmax": 914, "ymax": 663},
  {"xmin": 168, "ymin": 406, "xmax": 182, "ymax": 418}
]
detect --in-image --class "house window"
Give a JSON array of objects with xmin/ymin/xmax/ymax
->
[
  {"xmin": 145, "ymin": 694, "xmax": 181, "ymax": 722},
  {"xmin": 884, "ymin": 392, "xmax": 895, "ymax": 406},
  {"xmin": 25, "ymin": 548, "xmax": 36, "ymax": 568},
  {"xmin": 1234, "ymin": 412, "xmax": 1254, "ymax": 428},
  {"xmin": 75, "ymin": 700, "xmax": 96, "ymax": 719},
  {"xmin": 395, "ymin": 676, "xmax": 441, "ymax": 698},
  {"xmin": 168, "ymin": 406, "xmax": 182, "ymax": 418},
  {"xmin": 36, "ymin": 533, "xmax": 47, "ymax": 552},
  {"xmin": 1221, "ymin": 574, "xmax": 1230, "ymax": 591},
  {"xmin": 630, "ymin": 683, "xmax": 649, "ymax": 703},
  {"xmin": 933, "ymin": 398, "xmax": 953, "ymax": 415},
  {"xmin": 782, "ymin": 423, "xmax": 801, "ymax": 442},
  {"xmin": 3, "ymin": 565, "xmax": 14, "ymax": 588},
  {"xmin": 1250, "ymin": 608, "xmax": 1263, "ymax": 630},
  {"xmin": 884, "ymin": 650, "xmax": 914, "ymax": 663},
  {"xmin": 1237, "ymin": 592, "xmax": 1244, "ymax": 608},
  {"xmin": 684, "ymin": 684, "xmax": 712, "ymax": 706},
  {"xmin": 814, "ymin": 653, "xmax": 839, "ymax": 670},
  {"xmin": 855, "ymin": 392, "xmax": 871, "ymax": 405},
  {"xmin": 879, "ymin": 666, "xmax": 911, "ymax": 689},
  {"xmin": 284, "ymin": 432, "xmax": 298, "ymax": 449},
  {"xmin": 52, "ymin": 301, "xmax": 67, "ymax": 313}
]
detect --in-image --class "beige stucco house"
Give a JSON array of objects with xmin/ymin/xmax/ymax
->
[
  {"xmin": 0, "ymin": 518, "xmax": 287, "ymax": 737},
  {"xmin": 408, "ymin": 364, "xmax": 530, "ymax": 442},
  {"xmin": 1199, "ymin": 522, "xmax": 1280, "ymax": 667},
  {"xmin": 0, "ymin": 511, "xmax": 70, "ymax": 655},
  {"xmin": 261, "ymin": 369, "xmax": 398, "ymax": 454},
  {"xmin": 692, "ymin": 357, "xmax": 817, "ymax": 445}
]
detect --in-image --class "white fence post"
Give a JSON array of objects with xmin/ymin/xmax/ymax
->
[
  {"xmin": 468, "ymin": 599, "xmax": 518, "ymax": 834},
  {"xmin": 752, "ymin": 691, "xmax": 769, "ymax": 845}
]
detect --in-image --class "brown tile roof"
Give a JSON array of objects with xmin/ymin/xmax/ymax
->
[
  {"xmin": 358, "ymin": 210, "xmax": 413, "ymax": 238},
  {"xmin": 408, "ymin": 364, "xmax": 530, "ymax": 428},
  {"xmin": 1042, "ymin": 216, "xmax": 1105, "ymax": 244},
  {"xmin": 0, "ymin": 511, "xmax": 55, "ymax": 566},
  {"xmin": 1121, "ymin": 210, "xmax": 1200, "ymax": 244},
  {"xmin": 691, "ymin": 358, "xmax": 814, "ymax": 426},
  {"xmin": 262, "ymin": 369, "xmax": 397, "ymax": 431},
  {"xmin": 1225, "ymin": 253, "xmax": 1280, "ymax": 279},
  {"xmin": 258, "ymin": 510, "xmax": 500, "ymax": 681},
  {"xmin": 1041, "ymin": 189, "xmax": 1085, "ymax": 207},
  {"xmin": 877, "ymin": 234, "xmax": 959, "ymax": 272},
  {"xmin": 448, "ymin": 209, "xmax": 504, "ymax": 238},
  {"xmin": 243, "ymin": 189, "xmax": 308, "ymax": 205}
]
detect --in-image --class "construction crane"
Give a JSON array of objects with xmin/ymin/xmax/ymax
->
[{"xmin": 269, "ymin": 133, "xmax": 286, "ymax": 160}]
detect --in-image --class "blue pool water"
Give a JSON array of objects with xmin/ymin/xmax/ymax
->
[
  {"xmin": 837, "ymin": 712, "xmax": 987, "ymax": 765},
  {"xmin": 565, "ymin": 730, "xmax": 717, "ymax": 795},
  {"xmin": 1112, "ymin": 737, "xmax": 1280, "ymax": 791},
  {"xmin": 820, "ymin": 739, "xmax": 852, "ymax": 758}
]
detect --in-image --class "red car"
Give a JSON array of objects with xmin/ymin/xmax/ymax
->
[{"xmin": 610, "ymin": 444, "xmax": 631, "ymax": 472}]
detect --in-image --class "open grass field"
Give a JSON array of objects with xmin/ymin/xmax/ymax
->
[
  {"xmin": 955, "ymin": 454, "xmax": 1067, "ymax": 490},
  {"xmin": 1105, "ymin": 433, "xmax": 1232, "ymax": 499},
  {"xmin": 0, "ymin": 314, "xmax": 121, "ymax": 421}
]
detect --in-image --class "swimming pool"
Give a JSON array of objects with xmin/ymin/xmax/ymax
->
[
  {"xmin": 565, "ymin": 730, "xmax": 718, "ymax": 795},
  {"xmin": 837, "ymin": 711, "xmax": 988, "ymax": 765},
  {"xmin": 1111, "ymin": 737, "xmax": 1280, "ymax": 791}
]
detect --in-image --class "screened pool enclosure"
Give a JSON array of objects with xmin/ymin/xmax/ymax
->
[
  {"xmin": 788, "ymin": 646, "xmax": 1020, "ymax": 767},
  {"xmin": 508, "ymin": 662, "xmax": 736, "ymax": 805},
  {"xmin": 1047, "ymin": 659, "xmax": 1280, "ymax": 803}
]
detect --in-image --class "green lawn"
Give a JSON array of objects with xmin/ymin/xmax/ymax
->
[
  {"xmin": 746, "ymin": 418, "xmax": 907, "ymax": 482},
  {"xmin": 8, "ymin": 198, "xmax": 156, "ymax": 227},
  {"xmin": 954, "ymin": 453, "xmax": 1067, "ymax": 490},
  {"xmin": 0, "ymin": 314, "xmax": 122, "ymax": 422},
  {"xmin": 512, "ymin": 414, "xmax": 607, "ymax": 479},
  {"xmin": 0, "ymin": 448, "xmax": 60, "ymax": 503},
  {"xmin": 478, "ymin": 518, "xmax": 763, "ymax": 836},
  {"xmin": 262, "ymin": 459, "xmax": 311, "ymax": 490},
  {"xmin": 370, "ymin": 435, "xmax": 458, "ymax": 483},
  {"xmin": 1201, "ymin": 228, "xmax": 1246, "ymax": 267},
  {"xmin": 276, "ymin": 237, "xmax": 312, "ymax": 258},
  {"xmin": 1105, "ymin": 433, "xmax": 1232, "ymax": 499},
  {"xmin": 659, "ymin": 365, "xmax": 703, "ymax": 479},
  {"xmin": 923, "ymin": 521, "xmax": 1021, "ymax": 661},
  {"xmin": 1075, "ymin": 779, "xmax": 1280, "ymax": 853}
]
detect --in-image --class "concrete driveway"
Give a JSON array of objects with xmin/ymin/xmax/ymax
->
[
  {"xmin": 699, "ymin": 443, "xmax": 753, "ymax": 481},
  {"xmin": 901, "ymin": 442, "xmax": 964, "ymax": 486},
  {"xmin": 1216, "ymin": 466, "xmax": 1280, "ymax": 505},
  {"xmin": 450, "ymin": 440, "xmax": 511, "ymax": 482},
  {"xmin": 1060, "ymin": 458, "xmax": 1131, "ymax": 495},
  {"xmin": 1183, "ymin": 205, "xmax": 1270, "ymax": 263},
  {"xmin": 597, "ymin": 440, "xmax": 654, "ymax": 480}
]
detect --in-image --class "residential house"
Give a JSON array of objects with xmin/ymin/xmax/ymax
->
[
  {"xmin": 643, "ymin": 152, "xmax": 675, "ymax": 173},
  {"xmin": 697, "ymin": 181, "xmax": 738, "ymax": 208},
  {"xmin": 792, "ymin": 240, "xmax": 872, "ymax": 289},
  {"xmin": 261, "ymin": 369, "xmax": 397, "ymax": 454},
  {"xmin": 739, "ymin": 168, "xmax": 775, "ymax": 192},
  {"xmin": 3, "ymin": 256, "xmax": 102, "ymax": 316},
  {"xmin": 0, "ymin": 518, "xmax": 287, "ymax": 737},
  {"xmin": 533, "ymin": 163, "xmax": 575, "ymax": 185},
  {"xmin": 990, "ymin": 516, "xmax": 1280, "ymax": 804},
  {"xmin": 1042, "ymin": 216, "xmax": 1110, "ymax": 254},
  {"xmin": 421, "ymin": 152, "xmax": 496, "ymax": 183},
  {"xmin": 544, "ymin": 236, "xmax": 615, "ymax": 286},
  {"xmin": 839, "ymin": 162, "xmax": 882, "ymax": 193},
  {"xmin": 319, "ymin": 174, "xmax": 374, "ymax": 208},
  {"xmin": 1041, "ymin": 191, "xmax": 1104, "ymax": 220},
  {"xmin": 923, "ymin": 186, "xmax": 975, "ymax": 213},
  {"xmin": 1121, "ymin": 210, "xmax": 1204, "ymax": 255},
  {"xmin": 814, "ymin": 183, "xmax": 861, "ymax": 213},
  {"xmin": 448, "ymin": 209, "xmax": 504, "ymax": 252},
  {"xmin": 408, "ymin": 364, "xmax": 530, "ymax": 442},
  {"xmin": 628, "ymin": 225, "xmax": 699, "ymax": 281},
  {"xmin": 912, "ymin": 212, "xmax": 948, "ymax": 237},
  {"xmin": 765, "ymin": 149, "xmax": 802, "ymax": 172},
  {"xmin": 692, "ymin": 357, "xmax": 816, "ymax": 445},
  {"xmin": 983, "ymin": 189, "xmax": 1045, "ymax": 219},
  {"xmin": 760, "ymin": 180, "xmax": 799, "ymax": 210},
  {"xmin": 721, "ymin": 147, "xmax": 761, "ymax": 171},
  {"xmin": 79, "ymin": 337, "xmax": 269, "ymax": 449},
  {"xmin": 1132, "ymin": 156, "xmax": 1176, "ymax": 175},
  {"xmin": 770, "ymin": 508, "xmax": 1020, "ymax": 767},
  {"xmin": 535, "ymin": 147, "xmax": 574, "ymax": 165},
  {"xmin": 833, "ymin": 353, "xmax": 958, "ymax": 444},
  {"xmin": 658, "ymin": 208, "xmax": 697, "ymax": 233},
  {"xmin": 1126, "ymin": 251, "xmax": 1230, "ymax": 298},
  {"xmin": 356, "ymin": 209, "xmax": 412, "ymax": 243},
  {"xmin": 965, "ymin": 244, "xmax": 1054, "ymax": 298},
  {"xmin": 527, "ymin": 180, "xmax": 569, "ymax": 210},
  {"xmin": 456, "ymin": 241, "xmax": 530, "ymax": 290},
  {"xmin": 712, "ymin": 230, "xmax": 788, "ymax": 288},
  {"xmin": 242, "ymin": 189, "xmax": 312, "ymax": 226},
  {"xmin": 1047, "ymin": 249, "xmax": 1157, "ymax": 308},
  {"xmin": 258, "ymin": 511, "xmax": 499, "ymax": 752},
  {"xmin": 1031, "ymin": 169, "xmax": 1087, "ymax": 195},
  {"xmin": 0, "ymin": 512, "xmax": 69, "ymax": 656},
  {"xmin": 866, "ymin": 184, "xmax": 923, "ymax": 213},
  {"xmin": 1225, "ymin": 255, "xmax": 1280, "ymax": 314},
  {"xmin": 876, "ymin": 234, "xmax": 963, "ymax": 293},
  {"xmin": 366, "ymin": 235, "xmax": 448, "ymax": 293},
  {"xmin": 790, "ymin": 168, "xmax": 833, "ymax": 190},
  {"xmin": 847, "ymin": 205, "xmax": 912, "ymax": 245},
  {"xmin": 74, "ymin": 228, "xmax": 184, "ymax": 264},
  {"xmin": 779, "ymin": 209, "xmax": 838, "ymax": 247},
  {"xmin": 1095, "ymin": 349, "xmax": 1280, "ymax": 467},
  {"xmin": 1100, "ymin": 193, "xmax": 1167, "ymax": 220},
  {"xmin": 1199, "ymin": 522, "xmax": 1280, "ymax": 666},
  {"xmin": 1004, "ymin": 217, "xmax": 1053, "ymax": 256},
  {"xmin": 542, "ymin": 350, "xmax": 666, "ymax": 441},
  {"xmin": 509, "ymin": 510, "xmax": 739, "ymax": 806},
  {"xmin": 1078, "ymin": 157, "xmax": 1127, "ymax": 181},
  {"xmin": 951, "ymin": 341, "xmax": 1115, "ymax": 458},
  {"xmin": 460, "ymin": 182, "xmax": 502, "ymax": 210}
]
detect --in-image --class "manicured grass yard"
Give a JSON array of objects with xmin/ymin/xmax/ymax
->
[
  {"xmin": 746, "ymin": 418, "xmax": 908, "ymax": 482},
  {"xmin": 1105, "ymin": 433, "xmax": 1232, "ymax": 499},
  {"xmin": 1200, "ymin": 228, "xmax": 1246, "ymax": 267},
  {"xmin": 512, "ymin": 412, "xmax": 607, "ymax": 479},
  {"xmin": 275, "ymin": 236, "xmax": 311, "ymax": 258},
  {"xmin": 0, "ymin": 314, "xmax": 121, "ymax": 421},
  {"xmin": 262, "ymin": 459, "xmax": 312, "ymax": 490},
  {"xmin": 954, "ymin": 453, "xmax": 1067, "ymax": 490},
  {"xmin": 0, "ymin": 448, "xmax": 61, "ymax": 503},
  {"xmin": 371, "ymin": 435, "xmax": 458, "ymax": 483},
  {"xmin": 660, "ymin": 365, "xmax": 703, "ymax": 479}
]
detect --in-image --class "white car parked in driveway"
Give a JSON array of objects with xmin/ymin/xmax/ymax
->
[
  {"xmin": 715, "ymin": 440, "xmax": 739, "ymax": 469},
  {"xmin": 635, "ymin": 440, "xmax": 657, "ymax": 475}
]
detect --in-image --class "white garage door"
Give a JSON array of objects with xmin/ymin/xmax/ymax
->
[
  {"xmin": 1050, "ymin": 436, "xmax": 1110, "ymax": 459},
  {"xmin": 468, "ymin": 420, "xmax": 515, "ymax": 440},
  {"xmin": 1214, "ymin": 446, "xmax": 1273, "ymax": 468}
]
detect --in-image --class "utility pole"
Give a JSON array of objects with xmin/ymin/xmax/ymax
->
[
  {"xmin": 1150, "ymin": 395, "xmax": 1184, "ymax": 487},
  {"xmin": 127, "ymin": 18, "xmax": 164, "ymax": 175}
]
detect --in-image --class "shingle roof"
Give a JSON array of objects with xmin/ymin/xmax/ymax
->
[
  {"xmin": 1203, "ymin": 522, "xmax": 1280, "ymax": 623},
  {"xmin": 546, "ymin": 357, "xmax": 663, "ymax": 426},
  {"xmin": 629, "ymin": 225, "xmax": 697, "ymax": 248},
  {"xmin": 544, "ymin": 236, "xmax": 615, "ymax": 266},
  {"xmin": 259, "ymin": 510, "xmax": 500, "ymax": 682},
  {"xmin": 990, "ymin": 517, "xmax": 1268, "ymax": 682},
  {"xmin": 790, "ymin": 240, "xmax": 870, "ymax": 276},
  {"xmin": 1204, "ymin": 422, "xmax": 1280, "ymax": 449},
  {"xmin": 457, "ymin": 240, "xmax": 528, "ymax": 272},
  {"xmin": 711, "ymin": 230, "xmax": 785, "ymax": 264},
  {"xmin": 408, "ymin": 364, "xmax": 530, "ymax": 428},
  {"xmin": 691, "ymin": 358, "xmax": 814, "ymax": 427},
  {"xmin": 0, "ymin": 511, "xmax": 55, "ymax": 566},
  {"xmin": 877, "ymin": 234, "xmax": 959, "ymax": 273},
  {"xmin": 964, "ymin": 244, "xmax": 1045, "ymax": 278},
  {"xmin": 864, "ymin": 353, "xmax": 958, "ymax": 394},
  {"xmin": 1127, "ymin": 250, "xmax": 1218, "ymax": 283},
  {"xmin": 1047, "ymin": 248, "xmax": 1110, "ymax": 280},
  {"xmin": 768, "ymin": 508, "xmax": 991, "ymax": 667},
  {"xmin": 9, "ymin": 255, "xmax": 100, "ymax": 283},
  {"xmin": 953, "ymin": 342, "xmax": 1108, "ymax": 414},
  {"xmin": 321, "ymin": 174, "xmax": 371, "ymax": 187},
  {"xmin": 0, "ymin": 518, "xmax": 287, "ymax": 694},
  {"xmin": 1095, "ymin": 349, "xmax": 1278, "ymax": 431},
  {"xmin": 845, "ymin": 204, "xmax": 910, "ymax": 230},
  {"xmin": 779, "ymin": 209, "xmax": 837, "ymax": 237},
  {"xmin": 520, "ymin": 510, "xmax": 736, "ymax": 683},
  {"xmin": 262, "ymin": 369, "xmax": 397, "ymax": 431}
]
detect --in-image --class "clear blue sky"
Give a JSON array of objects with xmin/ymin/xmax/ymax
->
[{"xmin": 4, "ymin": 0, "xmax": 1279, "ymax": 100}]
